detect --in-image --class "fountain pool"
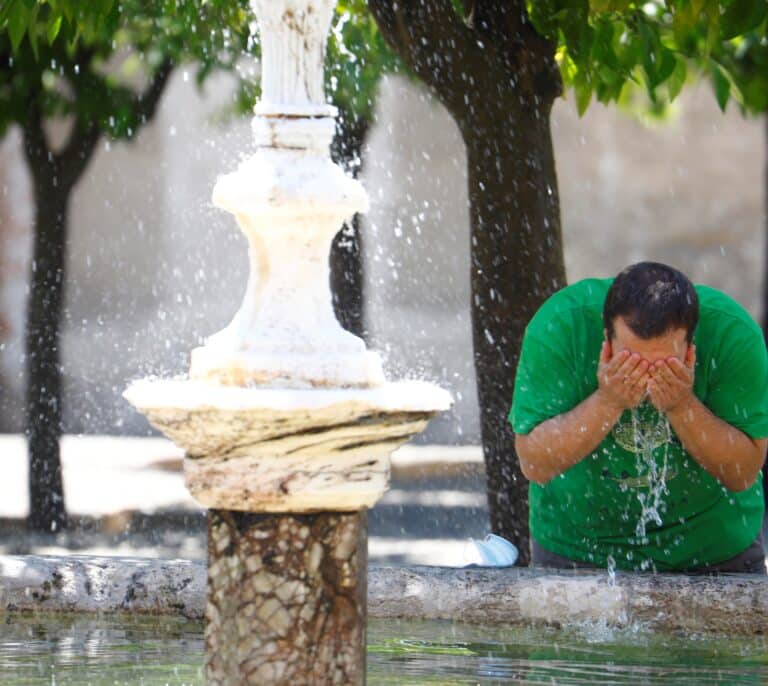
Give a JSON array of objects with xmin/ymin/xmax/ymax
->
[{"xmin": 1, "ymin": 613, "xmax": 765, "ymax": 685}]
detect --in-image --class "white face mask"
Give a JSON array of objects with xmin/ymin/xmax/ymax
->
[{"xmin": 464, "ymin": 533, "xmax": 519, "ymax": 567}]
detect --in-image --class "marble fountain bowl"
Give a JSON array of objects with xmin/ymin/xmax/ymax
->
[{"xmin": 123, "ymin": 378, "xmax": 452, "ymax": 512}]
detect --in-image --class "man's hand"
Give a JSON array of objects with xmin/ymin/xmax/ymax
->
[
  {"xmin": 648, "ymin": 345, "xmax": 696, "ymax": 413},
  {"xmin": 596, "ymin": 341, "xmax": 650, "ymax": 412}
]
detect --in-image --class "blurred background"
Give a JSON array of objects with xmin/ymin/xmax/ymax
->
[
  {"xmin": 1, "ymin": 72, "xmax": 763, "ymax": 442},
  {"xmin": 0, "ymin": 17, "xmax": 765, "ymax": 564}
]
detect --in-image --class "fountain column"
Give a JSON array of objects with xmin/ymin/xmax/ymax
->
[{"xmin": 125, "ymin": 1, "xmax": 450, "ymax": 684}]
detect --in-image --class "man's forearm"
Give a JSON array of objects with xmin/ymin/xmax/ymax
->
[
  {"xmin": 516, "ymin": 390, "xmax": 624, "ymax": 485},
  {"xmin": 666, "ymin": 396, "xmax": 765, "ymax": 492}
]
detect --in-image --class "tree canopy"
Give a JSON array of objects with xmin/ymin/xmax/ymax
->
[
  {"xmin": 522, "ymin": 0, "xmax": 768, "ymax": 114},
  {"xmin": 0, "ymin": 1, "xmax": 258, "ymax": 140}
]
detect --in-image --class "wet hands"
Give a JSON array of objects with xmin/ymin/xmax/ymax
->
[
  {"xmin": 597, "ymin": 341, "xmax": 696, "ymax": 414},
  {"xmin": 597, "ymin": 341, "xmax": 651, "ymax": 411},
  {"xmin": 647, "ymin": 346, "xmax": 696, "ymax": 413}
]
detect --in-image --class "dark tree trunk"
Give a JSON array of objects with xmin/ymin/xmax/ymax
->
[
  {"xmin": 21, "ymin": 108, "xmax": 77, "ymax": 534},
  {"xmin": 762, "ymin": 114, "xmax": 768, "ymax": 506},
  {"xmin": 460, "ymin": 100, "xmax": 565, "ymax": 564},
  {"xmin": 25, "ymin": 179, "xmax": 69, "ymax": 533},
  {"xmin": 367, "ymin": 0, "xmax": 566, "ymax": 563},
  {"xmin": 330, "ymin": 116, "xmax": 370, "ymax": 338},
  {"xmin": 22, "ymin": 113, "xmax": 103, "ymax": 533},
  {"xmin": 19, "ymin": 64, "xmax": 170, "ymax": 532}
]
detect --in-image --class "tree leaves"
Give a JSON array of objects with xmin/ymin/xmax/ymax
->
[
  {"xmin": 710, "ymin": 59, "xmax": 731, "ymax": 111},
  {"xmin": 526, "ymin": 0, "xmax": 768, "ymax": 116},
  {"xmin": 667, "ymin": 55, "xmax": 687, "ymax": 100},
  {"xmin": 721, "ymin": 0, "xmax": 768, "ymax": 39},
  {"xmin": 6, "ymin": 1, "xmax": 29, "ymax": 53},
  {"xmin": 0, "ymin": 1, "xmax": 258, "ymax": 142}
]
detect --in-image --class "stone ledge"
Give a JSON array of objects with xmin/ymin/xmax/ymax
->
[
  {"xmin": 1, "ymin": 556, "xmax": 766, "ymax": 635},
  {"xmin": 0, "ymin": 555, "xmax": 205, "ymax": 620}
]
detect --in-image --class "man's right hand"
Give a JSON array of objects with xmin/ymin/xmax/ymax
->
[{"xmin": 596, "ymin": 341, "xmax": 650, "ymax": 412}]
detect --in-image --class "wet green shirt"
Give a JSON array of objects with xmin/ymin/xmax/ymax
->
[{"xmin": 510, "ymin": 278, "xmax": 768, "ymax": 571}]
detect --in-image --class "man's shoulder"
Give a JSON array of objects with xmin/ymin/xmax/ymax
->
[
  {"xmin": 528, "ymin": 278, "xmax": 610, "ymax": 335},
  {"xmin": 696, "ymin": 284, "xmax": 760, "ymax": 335}
]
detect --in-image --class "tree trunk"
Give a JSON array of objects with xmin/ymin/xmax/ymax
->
[
  {"xmin": 762, "ymin": 114, "xmax": 768, "ymax": 505},
  {"xmin": 18, "ymin": 63, "xmax": 167, "ymax": 532},
  {"xmin": 365, "ymin": 0, "xmax": 566, "ymax": 564},
  {"xmin": 25, "ymin": 177, "xmax": 69, "ymax": 532},
  {"xmin": 330, "ymin": 117, "xmax": 370, "ymax": 338},
  {"xmin": 459, "ymin": 98, "xmax": 565, "ymax": 565}
]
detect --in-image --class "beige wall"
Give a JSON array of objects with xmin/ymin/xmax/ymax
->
[
  {"xmin": 0, "ymin": 129, "xmax": 33, "ymax": 430},
  {"xmin": 362, "ymin": 75, "xmax": 765, "ymax": 443},
  {"xmin": 0, "ymin": 70, "xmax": 764, "ymax": 440},
  {"xmin": 0, "ymin": 68, "xmax": 250, "ymax": 433}
]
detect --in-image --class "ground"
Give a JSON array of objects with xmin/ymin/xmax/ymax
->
[{"xmin": 0, "ymin": 436, "xmax": 489, "ymax": 566}]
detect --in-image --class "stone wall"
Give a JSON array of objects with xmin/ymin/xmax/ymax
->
[{"xmin": 0, "ymin": 71, "xmax": 764, "ymax": 442}]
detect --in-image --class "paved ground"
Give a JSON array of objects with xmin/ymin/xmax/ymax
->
[
  {"xmin": 0, "ymin": 435, "xmax": 491, "ymax": 566},
  {"xmin": 3, "ymin": 435, "xmax": 765, "ymax": 570}
]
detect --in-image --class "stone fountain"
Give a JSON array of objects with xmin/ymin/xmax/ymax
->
[{"xmin": 124, "ymin": 1, "xmax": 450, "ymax": 684}]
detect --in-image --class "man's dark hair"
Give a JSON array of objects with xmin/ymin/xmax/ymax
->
[{"xmin": 603, "ymin": 262, "xmax": 699, "ymax": 342}]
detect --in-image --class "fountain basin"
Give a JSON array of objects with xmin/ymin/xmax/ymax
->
[{"xmin": 124, "ymin": 379, "xmax": 451, "ymax": 512}]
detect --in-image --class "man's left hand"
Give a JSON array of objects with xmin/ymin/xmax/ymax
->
[{"xmin": 648, "ymin": 345, "xmax": 696, "ymax": 413}]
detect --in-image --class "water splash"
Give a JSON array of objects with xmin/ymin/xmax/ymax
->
[{"xmin": 629, "ymin": 402, "xmax": 672, "ymax": 540}]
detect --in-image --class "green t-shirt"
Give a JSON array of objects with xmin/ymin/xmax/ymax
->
[{"xmin": 510, "ymin": 278, "xmax": 768, "ymax": 571}]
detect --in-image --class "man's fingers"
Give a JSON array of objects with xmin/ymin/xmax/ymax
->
[
  {"xmin": 605, "ymin": 349, "xmax": 630, "ymax": 375},
  {"xmin": 617, "ymin": 353, "xmax": 643, "ymax": 380},
  {"xmin": 627, "ymin": 359, "xmax": 649, "ymax": 386},
  {"xmin": 652, "ymin": 360, "xmax": 676, "ymax": 384},
  {"xmin": 666, "ymin": 357, "xmax": 693, "ymax": 383}
]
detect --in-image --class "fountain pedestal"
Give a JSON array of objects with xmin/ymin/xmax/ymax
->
[
  {"xmin": 125, "ymin": 0, "xmax": 450, "ymax": 682},
  {"xmin": 125, "ymin": 381, "xmax": 449, "ymax": 685},
  {"xmin": 206, "ymin": 510, "xmax": 367, "ymax": 684}
]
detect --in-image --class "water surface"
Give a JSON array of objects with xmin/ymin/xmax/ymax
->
[{"xmin": 1, "ymin": 613, "xmax": 766, "ymax": 684}]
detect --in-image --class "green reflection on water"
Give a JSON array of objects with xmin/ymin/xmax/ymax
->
[
  {"xmin": 1, "ymin": 613, "xmax": 767, "ymax": 685},
  {"xmin": 367, "ymin": 619, "xmax": 768, "ymax": 685}
]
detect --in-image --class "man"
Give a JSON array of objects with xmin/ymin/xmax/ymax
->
[{"xmin": 511, "ymin": 262, "xmax": 768, "ymax": 573}]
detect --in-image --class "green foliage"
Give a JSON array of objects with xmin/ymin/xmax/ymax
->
[
  {"xmin": 0, "ymin": 1, "xmax": 402, "ymax": 146},
  {"xmin": 326, "ymin": 1, "xmax": 400, "ymax": 130},
  {"xmin": 0, "ymin": 0, "xmax": 256, "ymax": 139},
  {"xmin": 528, "ymin": 0, "xmax": 768, "ymax": 115}
]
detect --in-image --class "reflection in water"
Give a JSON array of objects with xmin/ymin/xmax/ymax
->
[
  {"xmin": 0, "ymin": 614, "xmax": 765, "ymax": 684},
  {"xmin": 367, "ymin": 619, "xmax": 768, "ymax": 685},
  {"xmin": 0, "ymin": 613, "xmax": 204, "ymax": 685}
]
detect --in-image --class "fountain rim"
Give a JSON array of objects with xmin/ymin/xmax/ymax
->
[
  {"xmin": 123, "ymin": 378, "xmax": 453, "ymax": 413},
  {"xmin": 1, "ymin": 554, "xmax": 767, "ymax": 636}
]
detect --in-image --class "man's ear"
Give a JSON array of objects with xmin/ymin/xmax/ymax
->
[
  {"xmin": 603, "ymin": 329, "xmax": 613, "ymax": 358},
  {"xmin": 685, "ymin": 343, "xmax": 696, "ymax": 369}
]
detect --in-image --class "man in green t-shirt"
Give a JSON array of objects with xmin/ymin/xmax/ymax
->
[{"xmin": 510, "ymin": 262, "xmax": 768, "ymax": 573}]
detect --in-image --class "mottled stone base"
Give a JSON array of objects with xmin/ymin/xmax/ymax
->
[{"xmin": 206, "ymin": 509, "xmax": 367, "ymax": 685}]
